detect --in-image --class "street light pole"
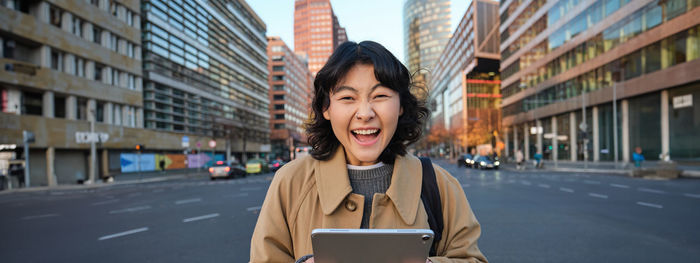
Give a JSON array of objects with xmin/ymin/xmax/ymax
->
[{"xmin": 88, "ymin": 109, "xmax": 97, "ymax": 184}]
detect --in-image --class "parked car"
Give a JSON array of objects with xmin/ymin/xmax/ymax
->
[
  {"xmin": 246, "ymin": 159, "xmax": 270, "ymax": 174},
  {"xmin": 209, "ymin": 160, "xmax": 246, "ymax": 180},
  {"xmin": 269, "ymin": 159, "xmax": 287, "ymax": 172},
  {"xmin": 473, "ymin": 155, "xmax": 500, "ymax": 170},
  {"xmin": 457, "ymin": 154, "xmax": 475, "ymax": 168}
]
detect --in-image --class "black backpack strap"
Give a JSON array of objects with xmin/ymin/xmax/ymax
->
[{"xmin": 419, "ymin": 157, "xmax": 443, "ymax": 257}]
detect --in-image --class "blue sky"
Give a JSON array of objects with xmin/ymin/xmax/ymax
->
[{"xmin": 247, "ymin": 0, "xmax": 470, "ymax": 64}]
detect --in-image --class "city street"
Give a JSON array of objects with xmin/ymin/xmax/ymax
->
[{"xmin": 1, "ymin": 160, "xmax": 700, "ymax": 262}]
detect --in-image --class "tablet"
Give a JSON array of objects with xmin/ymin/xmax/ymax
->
[{"xmin": 311, "ymin": 229, "xmax": 434, "ymax": 263}]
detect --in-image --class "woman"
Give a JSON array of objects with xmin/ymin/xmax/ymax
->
[{"xmin": 250, "ymin": 41, "xmax": 487, "ymax": 263}]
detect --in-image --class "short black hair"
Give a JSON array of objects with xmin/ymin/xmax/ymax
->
[{"xmin": 306, "ymin": 41, "xmax": 429, "ymax": 163}]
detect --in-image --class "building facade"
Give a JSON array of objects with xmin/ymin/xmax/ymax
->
[
  {"xmin": 404, "ymin": 0, "xmax": 452, "ymax": 85},
  {"xmin": 141, "ymin": 0, "xmax": 270, "ymax": 161},
  {"xmin": 500, "ymin": 0, "xmax": 700, "ymax": 163},
  {"xmin": 429, "ymin": 0, "xmax": 501, "ymax": 156},
  {"xmin": 267, "ymin": 36, "xmax": 313, "ymax": 161},
  {"xmin": 294, "ymin": 0, "xmax": 347, "ymax": 75}
]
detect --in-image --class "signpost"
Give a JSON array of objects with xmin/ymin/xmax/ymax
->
[{"xmin": 22, "ymin": 131, "xmax": 34, "ymax": 188}]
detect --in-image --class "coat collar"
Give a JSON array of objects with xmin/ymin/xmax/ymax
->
[{"xmin": 315, "ymin": 146, "xmax": 423, "ymax": 225}]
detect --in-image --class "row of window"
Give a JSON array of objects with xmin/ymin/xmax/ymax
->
[
  {"xmin": 85, "ymin": 0, "xmax": 139, "ymax": 28},
  {"xmin": 49, "ymin": 48, "xmax": 139, "ymax": 91}
]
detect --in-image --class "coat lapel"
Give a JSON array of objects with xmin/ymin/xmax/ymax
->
[
  {"xmin": 385, "ymin": 154, "xmax": 423, "ymax": 225},
  {"xmin": 315, "ymin": 146, "xmax": 353, "ymax": 215}
]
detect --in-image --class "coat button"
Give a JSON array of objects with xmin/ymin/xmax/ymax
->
[{"xmin": 345, "ymin": 200, "xmax": 357, "ymax": 211}]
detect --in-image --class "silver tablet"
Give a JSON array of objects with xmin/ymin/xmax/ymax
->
[{"xmin": 311, "ymin": 229, "xmax": 434, "ymax": 263}]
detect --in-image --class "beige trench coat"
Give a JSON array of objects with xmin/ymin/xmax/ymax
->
[{"xmin": 250, "ymin": 147, "xmax": 487, "ymax": 263}]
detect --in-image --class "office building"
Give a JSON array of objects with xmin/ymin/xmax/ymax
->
[
  {"xmin": 500, "ymin": 0, "xmax": 700, "ymax": 163},
  {"xmin": 141, "ymin": 0, "xmax": 270, "ymax": 161},
  {"xmin": 267, "ymin": 36, "xmax": 313, "ymax": 160},
  {"xmin": 404, "ymin": 0, "xmax": 452, "ymax": 85},
  {"xmin": 429, "ymin": 0, "xmax": 501, "ymax": 155},
  {"xmin": 294, "ymin": 0, "xmax": 347, "ymax": 75}
]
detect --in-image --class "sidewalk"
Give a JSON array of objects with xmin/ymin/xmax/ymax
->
[
  {"xmin": 504, "ymin": 160, "xmax": 700, "ymax": 178},
  {"xmin": 0, "ymin": 169, "xmax": 209, "ymax": 195}
]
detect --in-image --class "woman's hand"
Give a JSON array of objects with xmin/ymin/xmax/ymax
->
[{"xmin": 303, "ymin": 257, "xmax": 314, "ymax": 263}]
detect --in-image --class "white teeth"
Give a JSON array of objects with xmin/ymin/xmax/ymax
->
[{"xmin": 353, "ymin": 129, "xmax": 378, "ymax": 135}]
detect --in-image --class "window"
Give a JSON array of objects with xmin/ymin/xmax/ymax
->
[
  {"xmin": 72, "ymin": 17, "xmax": 82, "ymax": 37},
  {"xmin": 274, "ymin": 85, "xmax": 284, "ymax": 91},
  {"xmin": 127, "ymin": 43, "xmax": 134, "ymax": 57},
  {"xmin": 77, "ymin": 98, "xmax": 87, "ymax": 120},
  {"xmin": 54, "ymin": 96, "xmax": 65, "ymax": 118},
  {"xmin": 273, "ymin": 75, "xmax": 284, "ymax": 81},
  {"xmin": 126, "ymin": 10, "xmax": 133, "ymax": 26},
  {"xmin": 274, "ymin": 104, "xmax": 284, "ymax": 110},
  {"xmin": 273, "ymin": 94, "xmax": 284, "ymax": 100},
  {"xmin": 22, "ymin": 91, "xmax": 43, "ymax": 116},
  {"xmin": 50, "ymin": 50, "xmax": 62, "ymax": 71},
  {"xmin": 49, "ymin": 6, "xmax": 62, "ymax": 28},
  {"xmin": 275, "ymin": 114, "xmax": 284, "ymax": 119},
  {"xmin": 110, "ymin": 35, "xmax": 117, "ymax": 51},
  {"xmin": 272, "ymin": 66, "xmax": 284, "ymax": 71},
  {"xmin": 274, "ymin": 123, "xmax": 285, "ymax": 129},
  {"xmin": 94, "ymin": 63, "xmax": 103, "ymax": 81},
  {"xmin": 96, "ymin": 102, "xmax": 104, "ymax": 122},
  {"xmin": 93, "ymin": 27, "xmax": 102, "ymax": 44},
  {"xmin": 74, "ymin": 57, "xmax": 85, "ymax": 77},
  {"xmin": 128, "ymin": 75, "xmax": 135, "ymax": 90}
]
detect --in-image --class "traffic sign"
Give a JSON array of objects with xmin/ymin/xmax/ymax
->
[
  {"xmin": 579, "ymin": 122, "xmax": 588, "ymax": 131},
  {"xmin": 182, "ymin": 136, "xmax": 189, "ymax": 148},
  {"xmin": 209, "ymin": 140, "xmax": 216, "ymax": 148}
]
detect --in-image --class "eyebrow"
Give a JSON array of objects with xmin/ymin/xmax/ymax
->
[{"xmin": 332, "ymin": 83, "xmax": 384, "ymax": 94}]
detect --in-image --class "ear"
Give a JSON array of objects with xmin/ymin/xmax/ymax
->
[
  {"xmin": 399, "ymin": 106, "xmax": 404, "ymax": 116},
  {"xmin": 323, "ymin": 109, "xmax": 331, "ymax": 120}
]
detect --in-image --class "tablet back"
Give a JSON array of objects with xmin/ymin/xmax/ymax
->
[{"xmin": 311, "ymin": 229, "xmax": 434, "ymax": 263}]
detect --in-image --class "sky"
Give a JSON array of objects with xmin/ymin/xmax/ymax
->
[{"xmin": 246, "ymin": 0, "xmax": 471, "ymax": 64}]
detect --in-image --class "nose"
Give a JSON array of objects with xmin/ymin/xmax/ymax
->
[{"xmin": 355, "ymin": 101, "xmax": 375, "ymax": 121}]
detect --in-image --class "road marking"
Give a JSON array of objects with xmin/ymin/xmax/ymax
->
[
  {"xmin": 152, "ymin": 189, "xmax": 164, "ymax": 193},
  {"xmin": 636, "ymin": 202, "xmax": 663, "ymax": 209},
  {"xmin": 227, "ymin": 193, "xmax": 249, "ymax": 197},
  {"xmin": 684, "ymin": 193, "xmax": 700, "ymax": 199},
  {"xmin": 610, "ymin": 184, "xmax": 630, "ymax": 189},
  {"xmin": 588, "ymin": 193, "xmax": 608, "ymax": 199},
  {"xmin": 559, "ymin": 187, "xmax": 574, "ymax": 193},
  {"xmin": 521, "ymin": 181, "xmax": 532, "ymax": 186},
  {"xmin": 22, "ymin": 213, "xmax": 59, "ymax": 220},
  {"xmin": 175, "ymin": 198, "xmax": 202, "ymax": 205},
  {"xmin": 91, "ymin": 199, "xmax": 120, "ymax": 206},
  {"xmin": 247, "ymin": 206, "xmax": 262, "ymax": 212},
  {"xmin": 461, "ymin": 184, "xmax": 470, "ymax": 188},
  {"xmin": 109, "ymin": 205, "xmax": 151, "ymax": 214},
  {"xmin": 638, "ymin": 188, "xmax": 665, "ymax": 194},
  {"xmin": 98, "ymin": 227, "xmax": 149, "ymax": 241},
  {"xmin": 183, "ymin": 213, "xmax": 220, "ymax": 223},
  {"xmin": 564, "ymin": 178, "xmax": 576, "ymax": 182},
  {"xmin": 537, "ymin": 184, "xmax": 550, "ymax": 189},
  {"xmin": 241, "ymin": 187, "xmax": 263, "ymax": 191},
  {"xmin": 127, "ymin": 193, "xmax": 142, "ymax": 197},
  {"xmin": 584, "ymin": 180, "xmax": 601, "ymax": 184}
]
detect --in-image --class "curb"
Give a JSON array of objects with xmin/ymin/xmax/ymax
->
[{"xmin": 0, "ymin": 173, "xmax": 205, "ymax": 195}]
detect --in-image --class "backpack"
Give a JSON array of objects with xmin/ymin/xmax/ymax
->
[{"xmin": 419, "ymin": 157, "xmax": 444, "ymax": 257}]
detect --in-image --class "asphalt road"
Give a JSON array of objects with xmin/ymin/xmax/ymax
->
[{"xmin": 1, "ymin": 160, "xmax": 699, "ymax": 262}]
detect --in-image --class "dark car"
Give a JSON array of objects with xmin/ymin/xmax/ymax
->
[
  {"xmin": 457, "ymin": 154, "xmax": 474, "ymax": 168},
  {"xmin": 209, "ymin": 160, "xmax": 246, "ymax": 180},
  {"xmin": 269, "ymin": 160, "xmax": 286, "ymax": 172},
  {"xmin": 473, "ymin": 155, "xmax": 500, "ymax": 170}
]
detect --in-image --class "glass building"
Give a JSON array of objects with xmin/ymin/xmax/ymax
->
[
  {"xmin": 404, "ymin": 0, "xmax": 452, "ymax": 85},
  {"xmin": 294, "ymin": 0, "xmax": 347, "ymax": 76},
  {"xmin": 141, "ymin": 0, "xmax": 270, "ymax": 160},
  {"xmin": 429, "ymin": 0, "xmax": 501, "ymax": 156},
  {"xmin": 501, "ymin": 0, "xmax": 700, "ymax": 163}
]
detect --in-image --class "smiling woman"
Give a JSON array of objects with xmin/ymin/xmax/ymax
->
[{"xmin": 250, "ymin": 41, "xmax": 487, "ymax": 263}]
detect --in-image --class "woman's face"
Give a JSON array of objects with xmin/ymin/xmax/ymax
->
[{"xmin": 323, "ymin": 64, "xmax": 402, "ymax": 166}]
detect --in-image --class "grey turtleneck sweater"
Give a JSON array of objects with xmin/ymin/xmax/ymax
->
[{"xmin": 346, "ymin": 163, "xmax": 394, "ymax": 229}]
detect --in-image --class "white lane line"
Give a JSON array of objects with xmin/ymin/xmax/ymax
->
[
  {"xmin": 638, "ymin": 188, "xmax": 665, "ymax": 194},
  {"xmin": 560, "ymin": 187, "xmax": 574, "ymax": 193},
  {"xmin": 588, "ymin": 193, "xmax": 608, "ymax": 199},
  {"xmin": 22, "ymin": 213, "xmax": 59, "ymax": 220},
  {"xmin": 247, "ymin": 206, "xmax": 262, "ymax": 212},
  {"xmin": 636, "ymin": 202, "xmax": 663, "ymax": 209},
  {"xmin": 183, "ymin": 213, "xmax": 220, "ymax": 223},
  {"xmin": 91, "ymin": 199, "xmax": 120, "ymax": 206},
  {"xmin": 538, "ymin": 184, "xmax": 550, "ymax": 189},
  {"xmin": 610, "ymin": 184, "xmax": 630, "ymax": 189},
  {"xmin": 98, "ymin": 227, "xmax": 149, "ymax": 241},
  {"xmin": 684, "ymin": 193, "xmax": 700, "ymax": 199},
  {"xmin": 461, "ymin": 184, "xmax": 470, "ymax": 188},
  {"xmin": 241, "ymin": 187, "xmax": 263, "ymax": 191},
  {"xmin": 227, "ymin": 193, "xmax": 249, "ymax": 197},
  {"xmin": 521, "ymin": 181, "xmax": 532, "ymax": 186},
  {"xmin": 109, "ymin": 205, "xmax": 151, "ymax": 214},
  {"xmin": 584, "ymin": 180, "xmax": 601, "ymax": 184},
  {"xmin": 175, "ymin": 198, "xmax": 202, "ymax": 205}
]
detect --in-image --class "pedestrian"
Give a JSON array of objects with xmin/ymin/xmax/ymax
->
[
  {"xmin": 534, "ymin": 151, "xmax": 543, "ymax": 169},
  {"xmin": 250, "ymin": 41, "xmax": 487, "ymax": 263},
  {"xmin": 515, "ymin": 150, "xmax": 524, "ymax": 170},
  {"xmin": 633, "ymin": 146, "xmax": 645, "ymax": 168},
  {"xmin": 159, "ymin": 158, "xmax": 166, "ymax": 174}
]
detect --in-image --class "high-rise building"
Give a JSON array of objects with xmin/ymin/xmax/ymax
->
[
  {"xmin": 500, "ymin": 0, "xmax": 700, "ymax": 163},
  {"xmin": 429, "ymin": 0, "xmax": 500, "ymax": 155},
  {"xmin": 141, "ymin": 0, "xmax": 270, "ymax": 161},
  {"xmin": 294, "ymin": 0, "xmax": 347, "ymax": 75},
  {"xmin": 403, "ymin": 0, "xmax": 452, "ymax": 85},
  {"xmin": 267, "ymin": 36, "xmax": 313, "ymax": 160},
  {"xmin": 0, "ymin": 0, "xmax": 147, "ymax": 186}
]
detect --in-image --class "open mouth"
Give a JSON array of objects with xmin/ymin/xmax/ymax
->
[{"xmin": 351, "ymin": 128, "xmax": 381, "ymax": 145}]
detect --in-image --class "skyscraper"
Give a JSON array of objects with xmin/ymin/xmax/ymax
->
[
  {"xmin": 267, "ymin": 36, "xmax": 313, "ymax": 160},
  {"xmin": 403, "ymin": 0, "xmax": 452, "ymax": 85},
  {"xmin": 140, "ymin": 0, "xmax": 271, "ymax": 160},
  {"xmin": 294, "ymin": 0, "xmax": 347, "ymax": 75},
  {"xmin": 500, "ymin": 0, "xmax": 700, "ymax": 163}
]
